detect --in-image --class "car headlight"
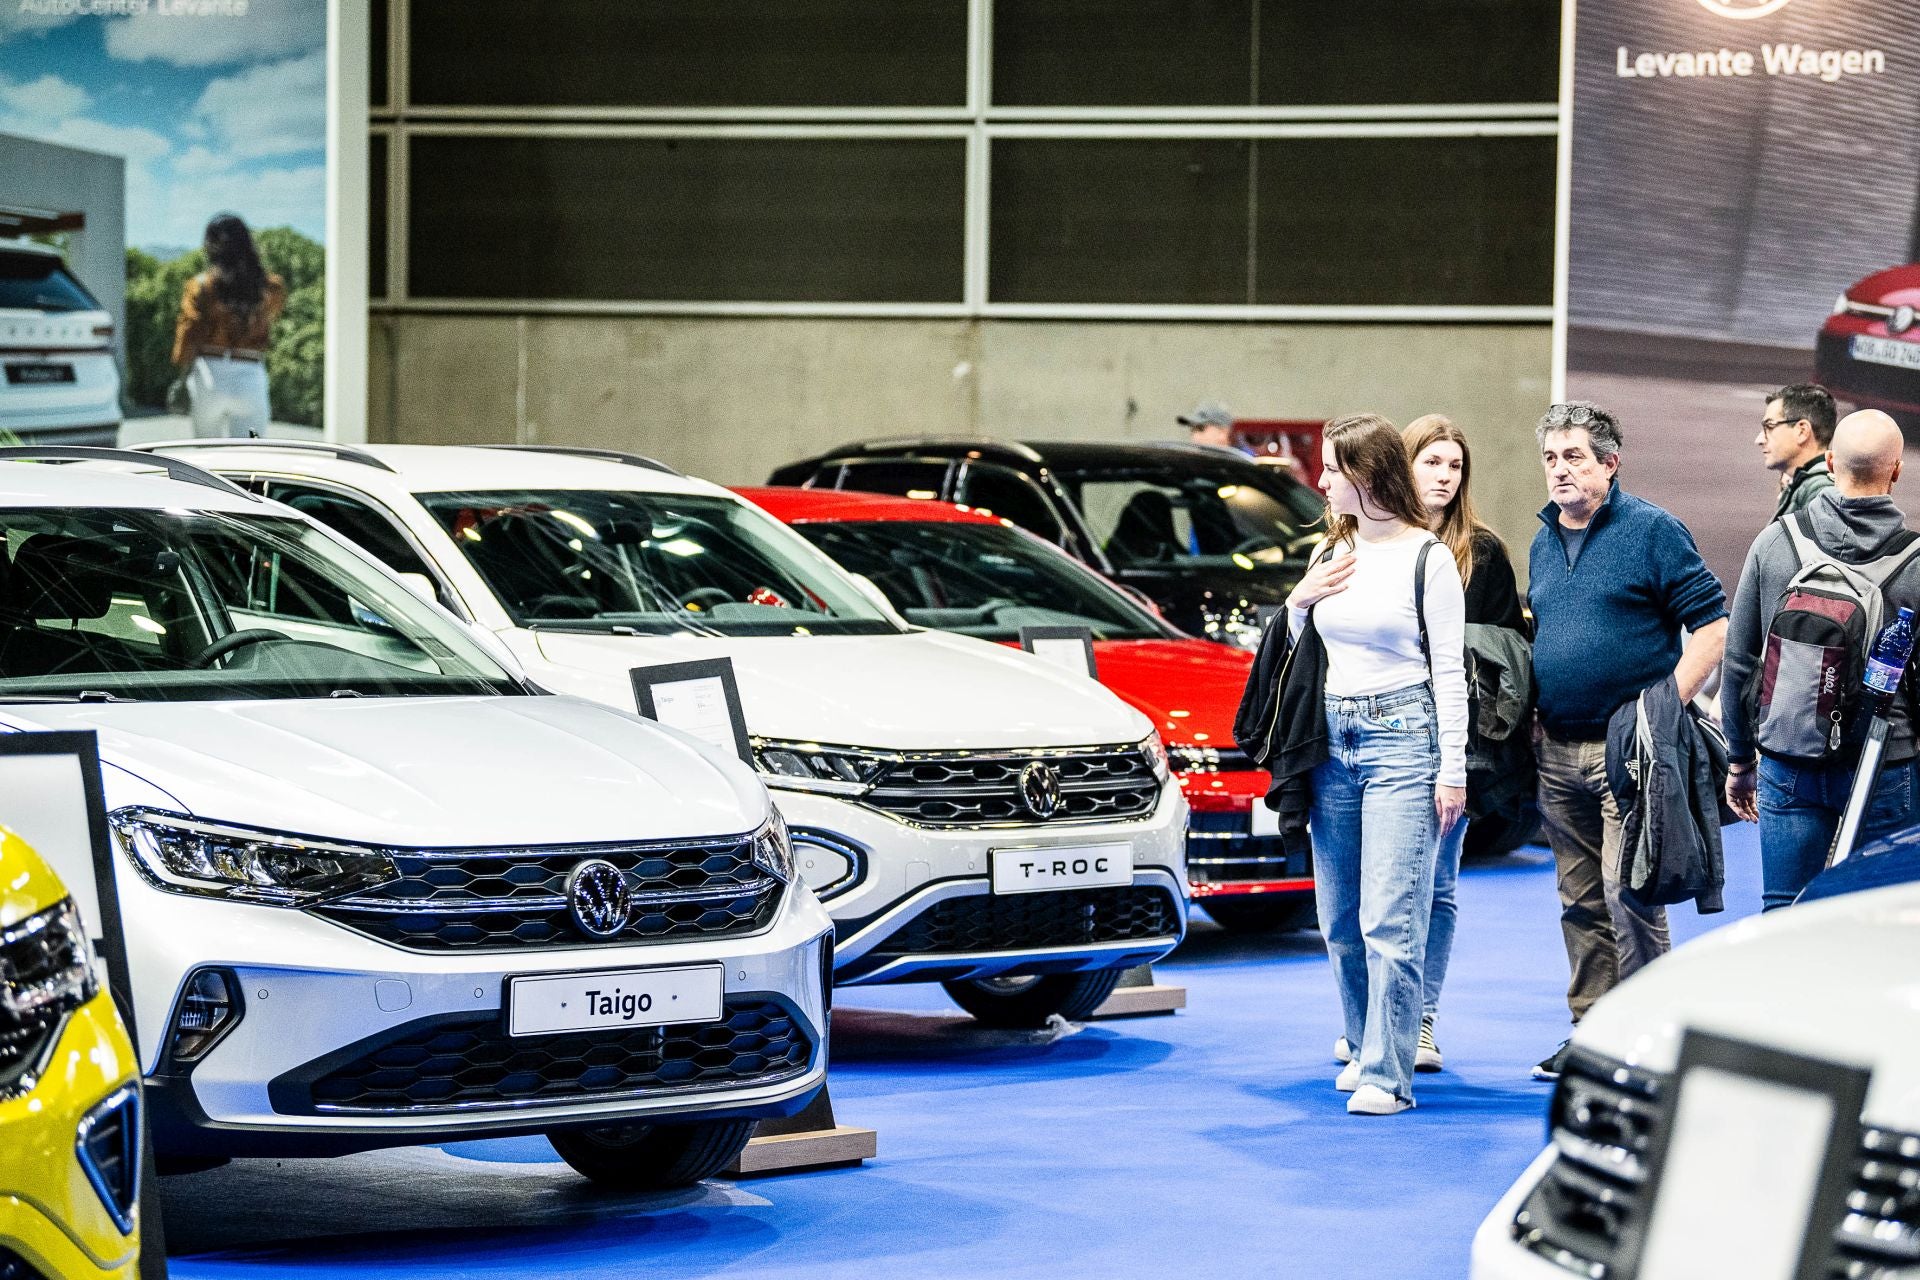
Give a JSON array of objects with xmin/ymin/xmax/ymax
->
[
  {"xmin": 1141, "ymin": 732, "xmax": 1171, "ymax": 782},
  {"xmin": 0, "ymin": 898, "xmax": 97, "ymax": 1024},
  {"xmin": 752, "ymin": 739, "xmax": 889, "ymax": 796},
  {"xmin": 751, "ymin": 811, "xmax": 795, "ymax": 882},
  {"xmin": 111, "ymin": 809, "xmax": 400, "ymax": 906}
]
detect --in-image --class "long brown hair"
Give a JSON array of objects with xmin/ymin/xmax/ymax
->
[
  {"xmin": 1402, "ymin": 413, "xmax": 1499, "ymax": 587},
  {"xmin": 1322, "ymin": 413, "xmax": 1430, "ymax": 553}
]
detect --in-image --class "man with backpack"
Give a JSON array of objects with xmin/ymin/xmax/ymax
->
[{"xmin": 1722, "ymin": 409, "xmax": 1920, "ymax": 911}]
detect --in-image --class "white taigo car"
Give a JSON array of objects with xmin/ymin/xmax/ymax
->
[
  {"xmin": 0, "ymin": 241, "xmax": 121, "ymax": 445},
  {"xmin": 148, "ymin": 440, "xmax": 1191, "ymax": 1028},
  {"xmin": 0, "ymin": 448, "xmax": 832, "ymax": 1187},
  {"xmin": 1471, "ymin": 866, "xmax": 1920, "ymax": 1279}
]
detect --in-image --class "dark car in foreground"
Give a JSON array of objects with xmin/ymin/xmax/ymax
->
[{"xmin": 768, "ymin": 439, "xmax": 1326, "ymax": 649}]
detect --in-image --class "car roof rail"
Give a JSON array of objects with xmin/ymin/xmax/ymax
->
[
  {"xmin": 133, "ymin": 438, "xmax": 399, "ymax": 474},
  {"xmin": 0, "ymin": 445, "xmax": 261, "ymax": 500},
  {"xmin": 481, "ymin": 445, "xmax": 684, "ymax": 476},
  {"xmin": 826, "ymin": 437, "xmax": 1044, "ymax": 465}
]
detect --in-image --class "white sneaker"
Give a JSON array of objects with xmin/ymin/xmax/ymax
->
[
  {"xmin": 1416, "ymin": 1016, "xmax": 1443, "ymax": 1073},
  {"xmin": 1335, "ymin": 1059, "xmax": 1362, "ymax": 1092},
  {"xmin": 1347, "ymin": 1085, "xmax": 1415, "ymax": 1116},
  {"xmin": 1334, "ymin": 1035, "xmax": 1354, "ymax": 1064}
]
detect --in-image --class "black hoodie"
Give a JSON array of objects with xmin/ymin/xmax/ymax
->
[{"xmin": 1232, "ymin": 611, "xmax": 1329, "ymax": 857}]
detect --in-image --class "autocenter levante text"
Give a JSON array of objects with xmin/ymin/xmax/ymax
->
[{"xmin": 1615, "ymin": 44, "xmax": 1886, "ymax": 83}]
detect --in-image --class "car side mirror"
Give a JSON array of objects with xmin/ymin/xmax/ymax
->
[{"xmin": 397, "ymin": 572, "xmax": 437, "ymax": 603}]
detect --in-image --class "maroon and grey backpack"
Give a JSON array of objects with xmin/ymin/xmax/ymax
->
[{"xmin": 1748, "ymin": 511, "xmax": 1920, "ymax": 764}]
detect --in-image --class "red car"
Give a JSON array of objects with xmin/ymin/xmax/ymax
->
[
  {"xmin": 738, "ymin": 485, "xmax": 1314, "ymax": 933},
  {"xmin": 1817, "ymin": 265, "xmax": 1920, "ymax": 428}
]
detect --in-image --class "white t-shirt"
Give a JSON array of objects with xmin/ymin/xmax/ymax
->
[{"xmin": 1290, "ymin": 527, "xmax": 1469, "ymax": 787}]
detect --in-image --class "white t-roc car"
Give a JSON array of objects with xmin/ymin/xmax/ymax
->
[
  {"xmin": 0, "ymin": 449, "xmax": 831, "ymax": 1187},
  {"xmin": 149, "ymin": 441, "xmax": 1191, "ymax": 1028},
  {"xmin": 1471, "ymin": 861, "xmax": 1920, "ymax": 1279}
]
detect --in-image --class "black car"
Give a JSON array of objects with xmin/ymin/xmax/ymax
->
[{"xmin": 767, "ymin": 439, "xmax": 1326, "ymax": 648}]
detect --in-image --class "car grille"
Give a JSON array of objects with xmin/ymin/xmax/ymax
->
[
  {"xmin": 285, "ymin": 998, "xmax": 812, "ymax": 1114},
  {"xmin": 1184, "ymin": 810, "xmax": 1309, "ymax": 885},
  {"xmin": 0, "ymin": 908, "xmax": 87, "ymax": 1097},
  {"xmin": 76, "ymin": 1086, "xmax": 140, "ymax": 1234},
  {"xmin": 869, "ymin": 886, "xmax": 1181, "ymax": 957},
  {"xmin": 862, "ymin": 745, "xmax": 1159, "ymax": 827},
  {"xmin": 0, "ymin": 1248, "xmax": 47, "ymax": 1280},
  {"xmin": 310, "ymin": 836, "xmax": 781, "ymax": 952},
  {"xmin": 1514, "ymin": 1049, "xmax": 1920, "ymax": 1279}
]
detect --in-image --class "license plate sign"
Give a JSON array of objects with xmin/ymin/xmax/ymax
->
[
  {"xmin": 1851, "ymin": 335, "xmax": 1920, "ymax": 370},
  {"xmin": 506, "ymin": 964, "xmax": 724, "ymax": 1037},
  {"xmin": 5, "ymin": 362, "xmax": 75, "ymax": 385},
  {"xmin": 1250, "ymin": 798, "xmax": 1281, "ymax": 837},
  {"xmin": 990, "ymin": 843, "xmax": 1133, "ymax": 895}
]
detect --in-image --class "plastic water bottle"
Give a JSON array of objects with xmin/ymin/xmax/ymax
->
[{"xmin": 1864, "ymin": 606, "xmax": 1917, "ymax": 700}]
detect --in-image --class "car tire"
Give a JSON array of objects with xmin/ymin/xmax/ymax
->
[
  {"xmin": 1463, "ymin": 807, "xmax": 1540, "ymax": 860},
  {"xmin": 547, "ymin": 1118, "xmax": 757, "ymax": 1190},
  {"xmin": 941, "ymin": 969, "xmax": 1126, "ymax": 1028},
  {"xmin": 1202, "ymin": 895, "xmax": 1316, "ymax": 933}
]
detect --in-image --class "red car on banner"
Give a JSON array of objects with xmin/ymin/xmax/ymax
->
[
  {"xmin": 1817, "ymin": 265, "xmax": 1920, "ymax": 429},
  {"xmin": 738, "ymin": 485, "xmax": 1316, "ymax": 933}
]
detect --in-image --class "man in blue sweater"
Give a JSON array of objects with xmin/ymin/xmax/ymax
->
[{"xmin": 1527, "ymin": 403, "xmax": 1728, "ymax": 1081}]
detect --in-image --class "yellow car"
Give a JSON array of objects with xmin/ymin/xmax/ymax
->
[{"xmin": 0, "ymin": 827, "xmax": 141, "ymax": 1280}]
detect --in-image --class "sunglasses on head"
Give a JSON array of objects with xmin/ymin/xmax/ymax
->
[{"xmin": 1543, "ymin": 403, "xmax": 1604, "ymax": 428}]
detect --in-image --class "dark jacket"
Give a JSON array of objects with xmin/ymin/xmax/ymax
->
[
  {"xmin": 1605, "ymin": 676, "xmax": 1727, "ymax": 914},
  {"xmin": 1774, "ymin": 455, "xmax": 1835, "ymax": 520},
  {"xmin": 1233, "ymin": 610, "xmax": 1328, "ymax": 857}
]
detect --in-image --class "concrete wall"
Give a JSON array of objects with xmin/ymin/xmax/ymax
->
[
  {"xmin": 0, "ymin": 132, "xmax": 126, "ymax": 366},
  {"xmin": 370, "ymin": 314, "xmax": 1554, "ymax": 583}
]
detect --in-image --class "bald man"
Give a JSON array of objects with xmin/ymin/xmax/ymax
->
[{"xmin": 1722, "ymin": 408, "xmax": 1920, "ymax": 909}]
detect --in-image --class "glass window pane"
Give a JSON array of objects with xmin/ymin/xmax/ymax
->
[
  {"xmin": 831, "ymin": 459, "xmax": 954, "ymax": 498},
  {"xmin": 989, "ymin": 139, "xmax": 1251, "ymax": 305},
  {"xmin": 369, "ymin": 133, "xmax": 388, "ymax": 300},
  {"xmin": 408, "ymin": 137, "xmax": 966, "ymax": 303},
  {"xmin": 956, "ymin": 464, "xmax": 1065, "ymax": 544},
  {"xmin": 370, "ymin": 0, "xmax": 389, "ymax": 108},
  {"xmin": 1258, "ymin": 0, "xmax": 1560, "ymax": 105},
  {"xmin": 1252, "ymin": 136, "xmax": 1554, "ymax": 306},
  {"xmin": 992, "ymin": 0, "xmax": 1253, "ymax": 107},
  {"xmin": 408, "ymin": 0, "xmax": 967, "ymax": 108}
]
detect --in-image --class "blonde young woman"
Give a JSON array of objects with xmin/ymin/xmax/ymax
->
[
  {"xmin": 1399, "ymin": 414, "xmax": 1525, "ymax": 1073},
  {"xmin": 1288, "ymin": 414, "xmax": 1468, "ymax": 1114}
]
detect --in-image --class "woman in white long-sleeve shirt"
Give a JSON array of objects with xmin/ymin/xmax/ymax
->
[{"xmin": 1289, "ymin": 413, "xmax": 1469, "ymax": 1115}]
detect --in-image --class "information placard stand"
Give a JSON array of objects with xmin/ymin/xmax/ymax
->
[
  {"xmin": 1014, "ymin": 629, "xmax": 1188, "ymax": 1021},
  {"xmin": 629, "ymin": 660, "xmax": 875, "ymax": 1178},
  {"xmin": 0, "ymin": 732, "xmax": 167, "ymax": 1278}
]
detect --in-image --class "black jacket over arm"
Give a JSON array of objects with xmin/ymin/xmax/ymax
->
[{"xmin": 1232, "ymin": 612, "xmax": 1329, "ymax": 856}]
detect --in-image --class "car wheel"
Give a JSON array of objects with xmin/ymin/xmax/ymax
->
[
  {"xmin": 1464, "ymin": 807, "xmax": 1540, "ymax": 860},
  {"xmin": 941, "ymin": 969, "xmax": 1125, "ymax": 1028},
  {"xmin": 1202, "ymin": 895, "xmax": 1316, "ymax": 933},
  {"xmin": 547, "ymin": 1118, "xmax": 757, "ymax": 1189}
]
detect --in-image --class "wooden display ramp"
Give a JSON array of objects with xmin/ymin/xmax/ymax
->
[
  {"xmin": 729, "ymin": 1085, "xmax": 876, "ymax": 1178},
  {"xmin": 1090, "ymin": 963, "xmax": 1187, "ymax": 1019}
]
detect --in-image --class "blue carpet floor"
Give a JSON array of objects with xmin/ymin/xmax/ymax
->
[{"xmin": 161, "ymin": 828, "xmax": 1765, "ymax": 1279}]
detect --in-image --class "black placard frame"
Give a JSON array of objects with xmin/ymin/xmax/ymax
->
[{"xmin": 630, "ymin": 657, "xmax": 754, "ymax": 765}]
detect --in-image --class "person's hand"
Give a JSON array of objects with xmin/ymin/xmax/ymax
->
[
  {"xmin": 1725, "ymin": 765, "xmax": 1758, "ymax": 823},
  {"xmin": 1435, "ymin": 784, "xmax": 1467, "ymax": 833},
  {"xmin": 1287, "ymin": 552, "xmax": 1357, "ymax": 611}
]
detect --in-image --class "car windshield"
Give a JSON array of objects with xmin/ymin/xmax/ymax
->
[
  {"xmin": 791, "ymin": 519, "xmax": 1170, "ymax": 642},
  {"xmin": 0, "ymin": 507, "xmax": 519, "ymax": 702},
  {"xmin": 418, "ymin": 489, "xmax": 905, "ymax": 637},
  {"xmin": 1053, "ymin": 463, "xmax": 1325, "ymax": 571},
  {"xmin": 0, "ymin": 253, "xmax": 100, "ymax": 314}
]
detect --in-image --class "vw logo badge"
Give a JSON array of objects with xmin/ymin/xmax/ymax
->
[
  {"xmin": 1019, "ymin": 762, "xmax": 1064, "ymax": 820},
  {"xmin": 566, "ymin": 859, "xmax": 633, "ymax": 940},
  {"xmin": 1696, "ymin": 0, "xmax": 1791, "ymax": 18}
]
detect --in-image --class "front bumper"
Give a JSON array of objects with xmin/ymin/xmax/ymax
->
[
  {"xmin": 1816, "ymin": 322, "xmax": 1920, "ymax": 419},
  {"xmin": 773, "ymin": 776, "xmax": 1189, "ymax": 985},
  {"xmin": 1470, "ymin": 1148, "xmax": 1568, "ymax": 1280},
  {"xmin": 120, "ymin": 870, "xmax": 835, "ymax": 1160},
  {"xmin": 0, "ymin": 992, "xmax": 141, "ymax": 1280},
  {"xmin": 1182, "ymin": 768, "xmax": 1313, "ymax": 898}
]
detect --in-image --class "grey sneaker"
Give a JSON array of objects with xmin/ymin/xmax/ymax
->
[{"xmin": 1416, "ymin": 1016, "xmax": 1443, "ymax": 1073}]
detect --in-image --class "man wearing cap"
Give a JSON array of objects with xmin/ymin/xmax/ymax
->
[{"xmin": 1178, "ymin": 401, "xmax": 1248, "ymax": 454}]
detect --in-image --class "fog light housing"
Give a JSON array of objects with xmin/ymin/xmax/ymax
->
[{"xmin": 168, "ymin": 968, "xmax": 242, "ymax": 1064}]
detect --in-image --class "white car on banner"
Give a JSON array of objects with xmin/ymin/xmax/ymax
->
[
  {"xmin": 0, "ymin": 451, "xmax": 832, "ymax": 1186},
  {"xmin": 0, "ymin": 240, "xmax": 121, "ymax": 445},
  {"xmin": 148, "ymin": 440, "xmax": 1191, "ymax": 1028}
]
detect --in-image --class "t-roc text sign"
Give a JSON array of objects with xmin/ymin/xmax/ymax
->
[{"xmin": 990, "ymin": 843, "xmax": 1134, "ymax": 894}]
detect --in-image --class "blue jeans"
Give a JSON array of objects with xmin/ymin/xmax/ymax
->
[
  {"xmin": 1423, "ymin": 805, "xmax": 1466, "ymax": 1020},
  {"xmin": 1757, "ymin": 754, "xmax": 1919, "ymax": 911},
  {"xmin": 1309, "ymin": 683, "xmax": 1441, "ymax": 1102}
]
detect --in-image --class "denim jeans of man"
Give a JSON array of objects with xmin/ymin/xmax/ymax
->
[
  {"xmin": 1535, "ymin": 733, "xmax": 1669, "ymax": 1024},
  {"xmin": 1757, "ymin": 754, "xmax": 1920, "ymax": 911},
  {"xmin": 1422, "ymin": 806, "xmax": 1467, "ymax": 1020},
  {"xmin": 1309, "ymin": 684, "xmax": 1440, "ymax": 1103}
]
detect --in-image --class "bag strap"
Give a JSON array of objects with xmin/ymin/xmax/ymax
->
[{"xmin": 1414, "ymin": 539, "xmax": 1433, "ymax": 664}]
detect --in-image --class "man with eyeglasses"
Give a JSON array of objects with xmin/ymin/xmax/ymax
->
[
  {"xmin": 1526, "ymin": 401, "xmax": 1729, "ymax": 1082},
  {"xmin": 1758, "ymin": 383, "xmax": 1837, "ymax": 520}
]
